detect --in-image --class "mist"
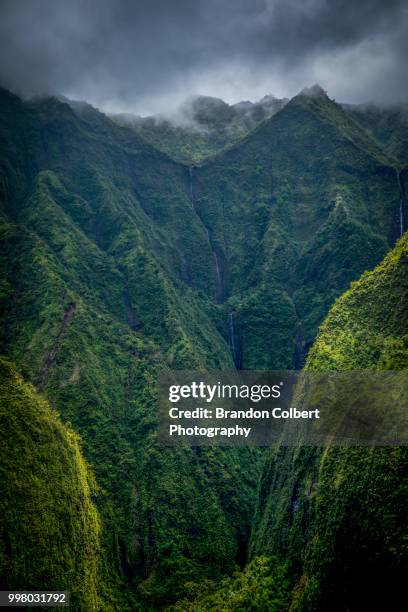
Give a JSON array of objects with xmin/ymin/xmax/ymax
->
[{"xmin": 0, "ymin": 0, "xmax": 407, "ymax": 115}]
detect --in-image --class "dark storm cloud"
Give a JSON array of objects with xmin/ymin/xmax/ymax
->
[{"xmin": 0, "ymin": 0, "xmax": 407, "ymax": 113}]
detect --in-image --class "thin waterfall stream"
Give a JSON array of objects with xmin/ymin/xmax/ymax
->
[
  {"xmin": 189, "ymin": 166, "xmax": 239, "ymax": 366},
  {"xmin": 189, "ymin": 165, "xmax": 223, "ymax": 301},
  {"xmin": 396, "ymin": 168, "xmax": 405, "ymax": 237},
  {"xmin": 189, "ymin": 166, "xmax": 195, "ymax": 213}
]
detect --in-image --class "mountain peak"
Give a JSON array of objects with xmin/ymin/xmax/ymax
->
[{"xmin": 299, "ymin": 83, "xmax": 327, "ymax": 98}]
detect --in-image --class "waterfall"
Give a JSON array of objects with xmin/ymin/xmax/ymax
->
[
  {"xmin": 213, "ymin": 251, "xmax": 222, "ymax": 298},
  {"xmin": 189, "ymin": 166, "xmax": 195, "ymax": 212},
  {"xmin": 396, "ymin": 169, "xmax": 405, "ymax": 237},
  {"xmin": 188, "ymin": 164, "xmax": 223, "ymax": 301}
]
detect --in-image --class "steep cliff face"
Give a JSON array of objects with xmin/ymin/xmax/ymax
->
[
  {"xmin": 0, "ymin": 358, "xmax": 100, "ymax": 610},
  {"xmin": 250, "ymin": 233, "xmax": 408, "ymax": 610},
  {"xmin": 195, "ymin": 88, "xmax": 400, "ymax": 367},
  {"xmin": 0, "ymin": 88, "xmax": 259, "ymax": 608},
  {"xmin": 1, "ymin": 83, "xmax": 407, "ymax": 608}
]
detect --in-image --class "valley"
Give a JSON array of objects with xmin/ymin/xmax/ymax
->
[{"xmin": 0, "ymin": 83, "xmax": 407, "ymax": 610}]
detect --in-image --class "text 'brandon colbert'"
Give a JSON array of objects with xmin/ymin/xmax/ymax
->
[{"xmin": 168, "ymin": 407, "xmax": 320, "ymax": 419}]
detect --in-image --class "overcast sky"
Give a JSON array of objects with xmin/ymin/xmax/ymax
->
[{"xmin": 0, "ymin": 0, "xmax": 407, "ymax": 115}]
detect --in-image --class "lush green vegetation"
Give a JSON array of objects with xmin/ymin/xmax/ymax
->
[
  {"xmin": 171, "ymin": 556, "xmax": 293, "ymax": 611},
  {"xmin": 112, "ymin": 94, "xmax": 287, "ymax": 163},
  {"xmin": 345, "ymin": 102, "xmax": 408, "ymax": 166},
  {"xmin": 0, "ymin": 87, "xmax": 260, "ymax": 608},
  {"xmin": 251, "ymin": 233, "xmax": 408, "ymax": 610},
  {"xmin": 195, "ymin": 86, "xmax": 400, "ymax": 367},
  {"xmin": 0, "ymin": 358, "xmax": 100, "ymax": 610},
  {"xmin": 1, "ymin": 83, "xmax": 408, "ymax": 609}
]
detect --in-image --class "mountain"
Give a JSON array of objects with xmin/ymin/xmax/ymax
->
[
  {"xmin": 111, "ymin": 94, "xmax": 287, "ymax": 163},
  {"xmin": 194, "ymin": 86, "xmax": 403, "ymax": 367},
  {"xmin": 344, "ymin": 101, "xmax": 408, "ymax": 166},
  {"xmin": 0, "ymin": 83, "xmax": 407, "ymax": 608},
  {"xmin": 250, "ymin": 233, "xmax": 408, "ymax": 610},
  {"xmin": 0, "ymin": 358, "xmax": 100, "ymax": 610},
  {"xmin": 0, "ymin": 87, "xmax": 260, "ymax": 608}
]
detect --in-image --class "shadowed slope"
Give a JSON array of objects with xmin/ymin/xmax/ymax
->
[{"xmin": 250, "ymin": 233, "xmax": 408, "ymax": 611}]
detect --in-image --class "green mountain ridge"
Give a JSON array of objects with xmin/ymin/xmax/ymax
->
[
  {"xmin": 0, "ymin": 86, "xmax": 260, "ymax": 608},
  {"xmin": 250, "ymin": 232, "xmax": 408, "ymax": 610},
  {"xmin": 0, "ymin": 84, "xmax": 407, "ymax": 609},
  {"xmin": 0, "ymin": 358, "xmax": 100, "ymax": 610},
  {"xmin": 173, "ymin": 224, "xmax": 408, "ymax": 612},
  {"xmin": 111, "ymin": 93, "xmax": 288, "ymax": 164},
  {"xmin": 344, "ymin": 101, "xmax": 408, "ymax": 166},
  {"xmin": 193, "ymin": 86, "xmax": 403, "ymax": 366}
]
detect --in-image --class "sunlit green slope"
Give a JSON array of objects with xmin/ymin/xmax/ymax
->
[
  {"xmin": 250, "ymin": 233, "xmax": 408, "ymax": 611},
  {"xmin": 0, "ymin": 358, "xmax": 100, "ymax": 610}
]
